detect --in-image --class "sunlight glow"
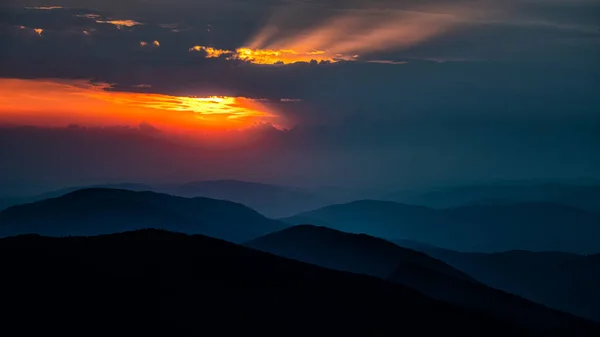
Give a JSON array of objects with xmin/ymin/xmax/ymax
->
[
  {"xmin": 189, "ymin": 46, "xmax": 354, "ymax": 64},
  {"xmin": 190, "ymin": 5, "xmax": 473, "ymax": 65},
  {"xmin": 0, "ymin": 78, "xmax": 286, "ymax": 133},
  {"xmin": 96, "ymin": 20, "xmax": 143, "ymax": 29}
]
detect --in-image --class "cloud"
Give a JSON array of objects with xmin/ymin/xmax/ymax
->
[
  {"xmin": 0, "ymin": 78, "xmax": 291, "ymax": 134},
  {"xmin": 0, "ymin": 0, "xmax": 599, "ymax": 189},
  {"xmin": 25, "ymin": 6, "xmax": 64, "ymax": 10},
  {"xmin": 365, "ymin": 60, "xmax": 408, "ymax": 65},
  {"xmin": 77, "ymin": 14, "xmax": 101, "ymax": 19},
  {"xmin": 94, "ymin": 19, "xmax": 143, "ymax": 28},
  {"xmin": 188, "ymin": 45, "xmax": 356, "ymax": 64},
  {"xmin": 246, "ymin": 7, "xmax": 471, "ymax": 58},
  {"xmin": 181, "ymin": 3, "xmax": 487, "ymax": 64}
]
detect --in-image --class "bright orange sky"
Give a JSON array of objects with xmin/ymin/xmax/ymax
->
[{"xmin": 0, "ymin": 78, "xmax": 287, "ymax": 136}]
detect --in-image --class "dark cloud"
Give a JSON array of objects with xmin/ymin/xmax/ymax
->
[{"xmin": 1, "ymin": 0, "xmax": 599, "ymax": 191}]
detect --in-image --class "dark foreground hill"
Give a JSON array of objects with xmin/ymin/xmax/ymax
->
[
  {"xmin": 1, "ymin": 229, "xmax": 596, "ymax": 337},
  {"xmin": 246, "ymin": 225, "xmax": 596, "ymax": 334},
  {"xmin": 394, "ymin": 241, "xmax": 600, "ymax": 323},
  {"xmin": 0, "ymin": 188, "xmax": 285, "ymax": 243},
  {"xmin": 284, "ymin": 200, "xmax": 600, "ymax": 253}
]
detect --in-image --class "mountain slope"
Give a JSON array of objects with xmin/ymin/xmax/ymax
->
[
  {"xmin": 0, "ymin": 188, "xmax": 285, "ymax": 243},
  {"xmin": 0, "ymin": 183, "xmax": 154, "ymax": 211},
  {"xmin": 159, "ymin": 180, "xmax": 331, "ymax": 218},
  {"xmin": 246, "ymin": 225, "xmax": 595, "ymax": 333},
  {"xmin": 246, "ymin": 225, "xmax": 474, "ymax": 282},
  {"xmin": 385, "ymin": 183, "xmax": 600, "ymax": 212},
  {"xmin": 0, "ymin": 229, "xmax": 573, "ymax": 337},
  {"xmin": 285, "ymin": 200, "xmax": 600, "ymax": 253},
  {"xmin": 394, "ymin": 244, "xmax": 600, "ymax": 323}
]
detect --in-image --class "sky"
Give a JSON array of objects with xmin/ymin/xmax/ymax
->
[{"xmin": 0, "ymin": 0, "xmax": 599, "ymax": 194}]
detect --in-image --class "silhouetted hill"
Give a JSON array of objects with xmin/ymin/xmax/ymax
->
[
  {"xmin": 159, "ymin": 179, "xmax": 331, "ymax": 218},
  {"xmin": 0, "ymin": 183, "xmax": 154, "ymax": 211},
  {"xmin": 285, "ymin": 200, "xmax": 600, "ymax": 253},
  {"xmin": 0, "ymin": 188, "xmax": 284, "ymax": 243},
  {"xmin": 246, "ymin": 225, "xmax": 596, "ymax": 333},
  {"xmin": 0, "ymin": 229, "xmax": 576, "ymax": 336},
  {"xmin": 395, "ymin": 244, "xmax": 600, "ymax": 323},
  {"xmin": 246, "ymin": 225, "xmax": 474, "ymax": 282},
  {"xmin": 385, "ymin": 183, "xmax": 600, "ymax": 212}
]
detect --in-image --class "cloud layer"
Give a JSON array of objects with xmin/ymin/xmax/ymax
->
[{"xmin": 0, "ymin": 0, "xmax": 599, "ymax": 191}]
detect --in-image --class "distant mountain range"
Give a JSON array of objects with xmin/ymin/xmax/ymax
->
[
  {"xmin": 394, "ymin": 240, "xmax": 600, "ymax": 323},
  {"xmin": 5, "ymin": 180, "xmax": 600, "ymax": 218},
  {"xmin": 385, "ymin": 182, "xmax": 600, "ymax": 212},
  {"xmin": 0, "ymin": 183, "xmax": 154, "ymax": 211},
  {"xmin": 247, "ymin": 225, "xmax": 597, "ymax": 333},
  {"xmin": 158, "ymin": 180, "xmax": 332, "ymax": 218},
  {"xmin": 283, "ymin": 200, "xmax": 600, "ymax": 254},
  {"xmin": 2, "ymin": 228, "xmax": 598, "ymax": 336},
  {"xmin": 0, "ymin": 180, "xmax": 331, "ymax": 218},
  {"xmin": 0, "ymin": 188, "xmax": 285, "ymax": 243}
]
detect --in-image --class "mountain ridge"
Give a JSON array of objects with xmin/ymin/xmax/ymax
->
[
  {"xmin": 0, "ymin": 188, "xmax": 285, "ymax": 243},
  {"xmin": 285, "ymin": 199, "xmax": 600, "ymax": 253},
  {"xmin": 1, "ymin": 228, "xmax": 573, "ymax": 336}
]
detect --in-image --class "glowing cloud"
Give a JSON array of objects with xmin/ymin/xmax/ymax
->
[
  {"xmin": 189, "ymin": 46, "xmax": 352, "ymax": 64},
  {"xmin": 190, "ymin": 5, "xmax": 476, "ymax": 65},
  {"xmin": 96, "ymin": 20, "xmax": 143, "ymax": 29},
  {"xmin": 34, "ymin": 28, "xmax": 43, "ymax": 36},
  {"xmin": 189, "ymin": 46, "xmax": 231, "ymax": 58},
  {"xmin": 141, "ymin": 41, "xmax": 160, "ymax": 48},
  {"xmin": 251, "ymin": 9, "xmax": 465, "ymax": 60},
  {"xmin": 0, "ymin": 78, "xmax": 285, "ymax": 133}
]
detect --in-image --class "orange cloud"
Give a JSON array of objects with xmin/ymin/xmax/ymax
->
[
  {"xmin": 189, "ymin": 45, "xmax": 353, "ymax": 64},
  {"xmin": 96, "ymin": 20, "xmax": 143, "ymax": 29},
  {"xmin": 189, "ymin": 46, "xmax": 231, "ymax": 58},
  {"xmin": 34, "ymin": 28, "xmax": 43, "ymax": 36},
  {"xmin": 140, "ymin": 41, "xmax": 160, "ymax": 48},
  {"xmin": 189, "ymin": 5, "xmax": 476, "ymax": 65},
  {"xmin": 0, "ymin": 78, "xmax": 287, "ymax": 135}
]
